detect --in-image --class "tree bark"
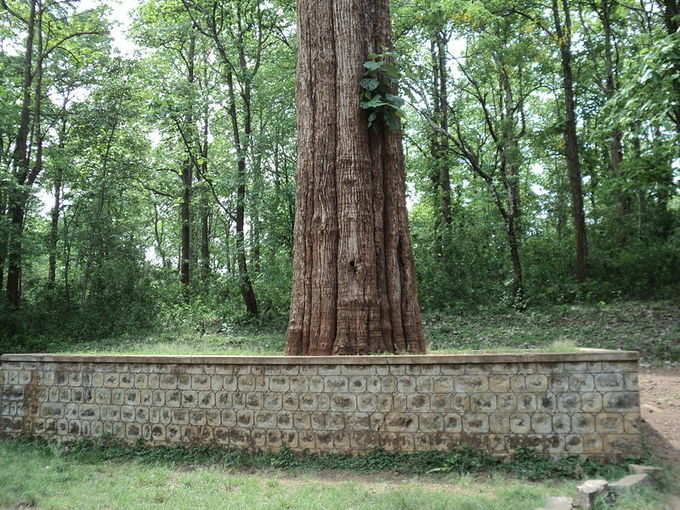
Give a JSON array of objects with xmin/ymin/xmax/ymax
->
[
  {"xmin": 6, "ymin": 0, "xmax": 37, "ymax": 308},
  {"xmin": 429, "ymin": 33, "xmax": 452, "ymax": 253},
  {"xmin": 226, "ymin": 69, "xmax": 258, "ymax": 316},
  {"xmin": 286, "ymin": 0, "xmax": 425, "ymax": 355},
  {"xmin": 179, "ymin": 35, "xmax": 196, "ymax": 292},
  {"xmin": 656, "ymin": 0, "xmax": 680, "ymax": 134},
  {"xmin": 180, "ymin": 157, "xmax": 192, "ymax": 289},
  {"xmin": 48, "ymin": 110, "xmax": 68, "ymax": 288},
  {"xmin": 552, "ymin": 0, "xmax": 588, "ymax": 282},
  {"xmin": 498, "ymin": 67, "xmax": 524, "ymax": 300}
]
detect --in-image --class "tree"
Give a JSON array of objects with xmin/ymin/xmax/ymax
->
[
  {"xmin": 1, "ymin": 0, "xmax": 104, "ymax": 308},
  {"xmin": 286, "ymin": 0, "xmax": 426, "ymax": 355},
  {"xmin": 551, "ymin": 0, "xmax": 589, "ymax": 282}
]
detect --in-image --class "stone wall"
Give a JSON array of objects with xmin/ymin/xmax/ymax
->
[{"xmin": 0, "ymin": 351, "xmax": 641, "ymax": 458}]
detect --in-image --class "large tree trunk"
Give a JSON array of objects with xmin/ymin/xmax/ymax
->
[
  {"xmin": 552, "ymin": 0, "xmax": 588, "ymax": 282},
  {"xmin": 657, "ymin": 0, "xmax": 680, "ymax": 134},
  {"xmin": 6, "ymin": 0, "xmax": 37, "ymax": 308},
  {"xmin": 286, "ymin": 0, "xmax": 425, "ymax": 355}
]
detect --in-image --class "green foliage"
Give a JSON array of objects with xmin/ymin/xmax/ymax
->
[
  {"xmin": 359, "ymin": 52, "xmax": 405, "ymax": 130},
  {"xmin": 3, "ymin": 437, "xmax": 640, "ymax": 482}
]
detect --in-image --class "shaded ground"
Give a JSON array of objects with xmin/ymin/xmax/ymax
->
[
  {"xmin": 426, "ymin": 300, "xmax": 680, "ymax": 361},
  {"xmin": 640, "ymin": 367, "xmax": 680, "ymax": 467}
]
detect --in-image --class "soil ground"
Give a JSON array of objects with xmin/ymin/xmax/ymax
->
[
  {"xmin": 640, "ymin": 367, "xmax": 680, "ymax": 466},
  {"xmin": 639, "ymin": 367, "xmax": 680, "ymax": 509}
]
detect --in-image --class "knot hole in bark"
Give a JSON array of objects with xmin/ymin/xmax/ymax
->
[{"xmin": 349, "ymin": 260, "xmax": 357, "ymax": 272}]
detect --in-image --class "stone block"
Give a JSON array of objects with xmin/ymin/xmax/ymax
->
[
  {"xmin": 575, "ymin": 479, "xmax": 608, "ymax": 509},
  {"xmin": 543, "ymin": 496, "xmax": 573, "ymax": 510},
  {"xmin": 181, "ymin": 391, "xmax": 198, "ymax": 408},
  {"xmin": 198, "ymin": 391, "xmax": 215, "ymax": 408},
  {"xmin": 603, "ymin": 392, "xmax": 639, "ymax": 411},
  {"xmin": 444, "ymin": 413, "xmax": 462, "ymax": 432},
  {"xmin": 581, "ymin": 393, "xmax": 602, "ymax": 412},
  {"xmin": 357, "ymin": 394, "xmax": 377, "ymax": 412},
  {"xmin": 471, "ymin": 393, "xmax": 496, "ymax": 412},
  {"xmin": 283, "ymin": 394, "xmax": 298, "ymax": 411},
  {"xmin": 526, "ymin": 375, "xmax": 549, "ymax": 392},
  {"xmin": 565, "ymin": 435, "xmax": 583, "ymax": 453},
  {"xmin": 245, "ymin": 393, "xmax": 262, "ymax": 409},
  {"xmin": 277, "ymin": 411, "xmax": 294, "ymax": 429},
  {"xmin": 416, "ymin": 376, "xmax": 432, "ymax": 392},
  {"xmin": 497, "ymin": 393, "xmax": 517, "ymax": 411},
  {"xmin": 571, "ymin": 413, "xmax": 595, "ymax": 433},
  {"xmin": 324, "ymin": 376, "xmax": 348, "ymax": 393},
  {"xmin": 397, "ymin": 376, "xmax": 417, "ymax": 392},
  {"xmin": 510, "ymin": 414, "xmax": 531, "ymax": 434},
  {"xmin": 596, "ymin": 413, "xmax": 623, "ymax": 433},
  {"xmin": 628, "ymin": 464, "xmax": 662, "ymax": 480},
  {"xmin": 489, "ymin": 375, "xmax": 510, "ymax": 392},
  {"xmin": 489, "ymin": 415, "xmax": 510, "ymax": 433},
  {"xmin": 558, "ymin": 393, "xmax": 580, "ymax": 412},
  {"xmin": 570, "ymin": 374, "xmax": 594, "ymax": 391},
  {"xmin": 407, "ymin": 393, "xmax": 429, "ymax": 411},
  {"xmin": 517, "ymin": 394, "xmax": 537, "ymax": 411},
  {"xmin": 456, "ymin": 375, "xmax": 489, "ymax": 392},
  {"xmin": 463, "ymin": 413, "xmax": 489, "ymax": 433},
  {"xmin": 330, "ymin": 394, "xmax": 356, "ymax": 411},
  {"xmin": 385, "ymin": 412, "xmax": 418, "ymax": 432},
  {"xmin": 191, "ymin": 375, "xmax": 211, "ymax": 390},
  {"xmin": 531, "ymin": 413, "xmax": 552, "ymax": 433},
  {"xmin": 419, "ymin": 413, "xmax": 443, "ymax": 432},
  {"xmin": 609, "ymin": 473, "xmax": 650, "ymax": 494},
  {"xmin": 595, "ymin": 373, "xmax": 623, "ymax": 391}
]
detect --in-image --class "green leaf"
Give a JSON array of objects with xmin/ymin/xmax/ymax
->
[
  {"xmin": 385, "ymin": 94, "xmax": 405, "ymax": 107},
  {"xmin": 360, "ymin": 96, "xmax": 388, "ymax": 109},
  {"xmin": 363, "ymin": 61, "xmax": 383, "ymax": 71},
  {"xmin": 360, "ymin": 78, "xmax": 380, "ymax": 91}
]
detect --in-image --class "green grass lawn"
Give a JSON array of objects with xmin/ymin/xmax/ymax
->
[
  {"xmin": 0, "ymin": 440, "xmax": 672, "ymax": 510},
  {"xmin": 30, "ymin": 300, "xmax": 679, "ymax": 362}
]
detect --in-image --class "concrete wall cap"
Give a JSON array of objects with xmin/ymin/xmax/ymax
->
[{"xmin": 1, "ymin": 349, "xmax": 639, "ymax": 365}]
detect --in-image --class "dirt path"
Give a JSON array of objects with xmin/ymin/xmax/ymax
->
[{"xmin": 639, "ymin": 367, "xmax": 680, "ymax": 466}]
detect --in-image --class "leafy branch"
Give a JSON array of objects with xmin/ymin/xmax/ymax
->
[{"xmin": 359, "ymin": 51, "xmax": 405, "ymax": 130}]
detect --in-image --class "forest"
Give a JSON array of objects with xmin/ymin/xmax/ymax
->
[{"xmin": 0, "ymin": 0, "xmax": 678, "ymax": 350}]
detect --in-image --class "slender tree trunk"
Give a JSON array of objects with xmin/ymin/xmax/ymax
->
[
  {"xmin": 0, "ymin": 196, "xmax": 6, "ymax": 289},
  {"xmin": 429, "ymin": 33, "xmax": 452, "ymax": 252},
  {"xmin": 180, "ymin": 157, "xmax": 192, "ymax": 289},
  {"xmin": 48, "ymin": 170, "xmax": 62, "ymax": 287},
  {"xmin": 287, "ymin": 0, "xmax": 425, "ymax": 355},
  {"xmin": 179, "ymin": 36, "xmax": 196, "ymax": 292},
  {"xmin": 598, "ymin": 0, "xmax": 631, "ymax": 235},
  {"xmin": 152, "ymin": 203, "xmax": 169, "ymax": 268},
  {"xmin": 499, "ymin": 68, "xmax": 524, "ymax": 300},
  {"xmin": 226, "ymin": 69, "xmax": 258, "ymax": 316},
  {"xmin": 199, "ymin": 108, "xmax": 210, "ymax": 281},
  {"xmin": 552, "ymin": 0, "xmax": 588, "ymax": 281},
  {"xmin": 435, "ymin": 32, "xmax": 452, "ymax": 237},
  {"xmin": 48, "ymin": 113, "xmax": 67, "ymax": 288}
]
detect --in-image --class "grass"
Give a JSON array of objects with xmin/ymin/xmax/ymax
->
[
  {"xmin": 0, "ymin": 439, "xmax": 672, "ymax": 510},
  {"xmin": 24, "ymin": 300, "xmax": 677, "ymax": 362}
]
